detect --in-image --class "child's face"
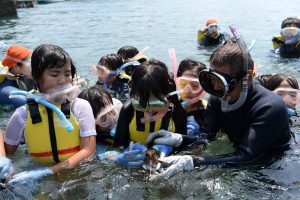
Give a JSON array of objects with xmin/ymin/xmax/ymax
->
[
  {"xmin": 277, "ymin": 80, "xmax": 298, "ymax": 109},
  {"xmin": 39, "ymin": 63, "xmax": 73, "ymax": 93}
]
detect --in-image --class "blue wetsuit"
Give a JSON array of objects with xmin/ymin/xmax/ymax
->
[
  {"xmin": 0, "ymin": 78, "xmax": 26, "ymax": 107},
  {"xmin": 183, "ymin": 80, "xmax": 291, "ymax": 166}
]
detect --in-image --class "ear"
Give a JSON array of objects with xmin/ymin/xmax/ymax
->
[{"xmin": 248, "ymin": 69, "xmax": 254, "ymax": 79}]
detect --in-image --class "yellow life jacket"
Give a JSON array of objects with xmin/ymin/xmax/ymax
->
[
  {"xmin": 272, "ymin": 35, "xmax": 284, "ymax": 49},
  {"xmin": 197, "ymin": 30, "xmax": 205, "ymax": 43},
  {"xmin": 129, "ymin": 110, "xmax": 175, "ymax": 144},
  {"xmin": 0, "ymin": 64, "xmax": 9, "ymax": 84},
  {"xmin": 24, "ymin": 101, "xmax": 80, "ymax": 163}
]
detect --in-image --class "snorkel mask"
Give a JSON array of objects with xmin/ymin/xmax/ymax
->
[
  {"xmin": 199, "ymin": 25, "xmax": 250, "ymax": 112},
  {"xmin": 280, "ymin": 27, "xmax": 300, "ymax": 44},
  {"xmin": 95, "ymin": 98, "xmax": 122, "ymax": 130},
  {"xmin": 207, "ymin": 23, "xmax": 220, "ymax": 33},
  {"xmin": 131, "ymin": 98, "xmax": 169, "ymax": 123},
  {"xmin": 103, "ymin": 61, "xmax": 140, "ymax": 89},
  {"xmin": 273, "ymin": 87, "xmax": 300, "ymax": 110},
  {"xmin": 44, "ymin": 83, "xmax": 80, "ymax": 105}
]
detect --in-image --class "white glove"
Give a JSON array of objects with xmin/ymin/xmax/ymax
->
[
  {"xmin": 9, "ymin": 167, "xmax": 53, "ymax": 184},
  {"xmin": 149, "ymin": 155, "xmax": 194, "ymax": 181},
  {"xmin": 0, "ymin": 156, "xmax": 13, "ymax": 179},
  {"xmin": 146, "ymin": 130, "xmax": 183, "ymax": 147}
]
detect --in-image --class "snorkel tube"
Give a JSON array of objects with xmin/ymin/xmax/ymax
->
[
  {"xmin": 9, "ymin": 91, "xmax": 74, "ymax": 132},
  {"xmin": 221, "ymin": 25, "xmax": 250, "ymax": 112},
  {"xmin": 103, "ymin": 61, "xmax": 140, "ymax": 89},
  {"xmin": 169, "ymin": 48, "xmax": 178, "ymax": 80}
]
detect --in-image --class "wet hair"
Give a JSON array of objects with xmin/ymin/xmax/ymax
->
[
  {"xmin": 177, "ymin": 58, "xmax": 206, "ymax": 77},
  {"xmin": 117, "ymin": 45, "xmax": 139, "ymax": 60},
  {"xmin": 281, "ymin": 17, "xmax": 300, "ymax": 29},
  {"xmin": 78, "ymin": 85, "xmax": 113, "ymax": 118},
  {"xmin": 98, "ymin": 53, "xmax": 123, "ymax": 71},
  {"xmin": 31, "ymin": 44, "xmax": 76, "ymax": 85},
  {"xmin": 130, "ymin": 59, "xmax": 170, "ymax": 104},
  {"xmin": 267, "ymin": 73, "xmax": 299, "ymax": 91},
  {"xmin": 256, "ymin": 74, "xmax": 272, "ymax": 89},
  {"xmin": 209, "ymin": 38, "xmax": 254, "ymax": 79}
]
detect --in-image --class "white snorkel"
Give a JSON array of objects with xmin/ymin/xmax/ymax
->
[{"xmin": 220, "ymin": 25, "xmax": 251, "ymax": 112}]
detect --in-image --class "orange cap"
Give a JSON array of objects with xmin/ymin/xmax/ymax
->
[
  {"xmin": 2, "ymin": 45, "xmax": 31, "ymax": 68},
  {"xmin": 205, "ymin": 18, "xmax": 218, "ymax": 27}
]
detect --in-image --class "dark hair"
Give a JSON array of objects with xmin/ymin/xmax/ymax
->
[
  {"xmin": 177, "ymin": 58, "xmax": 206, "ymax": 77},
  {"xmin": 98, "ymin": 53, "xmax": 123, "ymax": 71},
  {"xmin": 130, "ymin": 59, "xmax": 170, "ymax": 104},
  {"xmin": 281, "ymin": 17, "xmax": 300, "ymax": 29},
  {"xmin": 117, "ymin": 45, "xmax": 139, "ymax": 60},
  {"xmin": 209, "ymin": 38, "xmax": 254, "ymax": 78},
  {"xmin": 78, "ymin": 85, "xmax": 113, "ymax": 118},
  {"xmin": 31, "ymin": 44, "xmax": 76, "ymax": 85},
  {"xmin": 267, "ymin": 73, "xmax": 299, "ymax": 91},
  {"xmin": 256, "ymin": 74, "xmax": 273, "ymax": 89}
]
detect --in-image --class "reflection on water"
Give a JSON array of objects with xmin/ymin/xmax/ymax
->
[{"xmin": 1, "ymin": 0, "xmax": 300, "ymax": 199}]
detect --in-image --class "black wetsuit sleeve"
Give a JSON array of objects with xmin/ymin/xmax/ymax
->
[
  {"xmin": 193, "ymin": 95, "xmax": 291, "ymax": 167},
  {"xmin": 113, "ymin": 100, "xmax": 134, "ymax": 149}
]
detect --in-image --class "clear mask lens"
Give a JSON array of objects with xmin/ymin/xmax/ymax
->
[
  {"xmin": 95, "ymin": 99, "xmax": 122, "ymax": 128},
  {"xmin": 92, "ymin": 64, "xmax": 112, "ymax": 80},
  {"xmin": 273, "ymin": 87, "xmax": 300, "ymax": 107},
  {"xmin": 45, "ymin": 83, "xmax": 80, "ymax": 104},
  {"xmin": 208, "ymin": 24, "xmax": 219, "ymax": 32}
]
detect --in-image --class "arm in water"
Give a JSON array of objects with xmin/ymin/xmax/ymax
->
[{"xmin": 0, "ymin": 129, "xmax": 13, "ymax": 179}]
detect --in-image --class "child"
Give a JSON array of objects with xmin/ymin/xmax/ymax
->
[
  {"xmin": 176, "ymin": 58, "xmax": 207, "ymax": 137},
  {"xmin": 94, "ymin": 53, "xmax": 129, "ymax": 103},
  {"xmin": 117, "ymin": 45, "xmax": 148, "ymax": 77},
  {"xmin": 78, "ymin": 85, "xmax": 122, "ymax": 145},
  {"xmin": 114, "ymin": 59, "xmax": 187, "ymax": 149},
  {"xmin": 4, "ymin": 44, "xmax": 96, "ymax": 183},
  {"xmin": 268, "ymin": 73, "xmax": 299, "ymax": 114},
  {"xmin": 0, "ymin": 45, "xmax": 36, "ymax": 106},
  {"xmin": 117, "ymin": 45, "xmax": 139, "ymax": 61},
  {"xmin": 197, "ymin": 18, "xmax": 229, "ymax": 47},
  {"xmin": 272, "ymin": 17, "xmax": 300, "ymax": 58}
]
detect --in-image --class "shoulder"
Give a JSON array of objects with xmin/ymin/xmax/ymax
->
[
  {"xmin": 250, "ymin": 82, "xmax": 287, "ymax": 116},
  {"xmin": 71, "ymin": 98, "xmax": 93, "ymax": 116}
]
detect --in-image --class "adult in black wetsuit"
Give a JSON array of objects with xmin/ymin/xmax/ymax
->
[{"xmin": 146, "ymin": 38, "xmax": 291, "ymax": 178}]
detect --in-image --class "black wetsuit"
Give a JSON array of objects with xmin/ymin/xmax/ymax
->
[
  {"xmin": 277, "ymin": 43, "xmax": 300, "ymax": 58},
  {"xmin": 184, "ymin": 80, "xmax": 291, "ymax": 166},
  {"xmin": 114, "ymin": 100, "xmax": 187, "ymax": 149},
  {"xmin": 200, "ymin": 33, "xmax": 227, "ymax": 47}
]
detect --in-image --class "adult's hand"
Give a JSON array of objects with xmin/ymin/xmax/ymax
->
[{"xmin": 146, "ymin": 130, "xmax": 183, "ymax": 147}]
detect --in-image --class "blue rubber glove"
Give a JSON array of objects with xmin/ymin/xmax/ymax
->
[
  {"xmin": 0, "ymin": 156, "xmax": 13, "ymax": 179},
  {"xmin": 152, "ymin": 144, "xmax": 173, "ymax": 158},
  {"xmin": 187, "ymin": 118, "xmax": 200, "ymax": 137},
  {"xmin": 9, "ymin": 167, "xmax": 53, "ymax": 184},
  {"xmin": 114, "ymin": 142, "xmax": 146, "ymax": 168},
  {"xmin": 287, "ymin": 107, "xmax": 297, "ymax": 117}
]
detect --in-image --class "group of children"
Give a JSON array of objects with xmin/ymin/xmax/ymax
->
[
  {"xmin": 0, "ymin": 20, "xmax": 300, "ymax": 183},
  {"xmin": 198, "ymin": 17, "xmax": 300, "ymax": 58}
]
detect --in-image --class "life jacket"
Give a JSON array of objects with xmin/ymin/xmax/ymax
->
[
  {"xmin": 24, "ymin": 101, "xmax": 80, "ymax": 163},
  {"xmin": 272, "ymin": 35, "xmax": 300, "ymax": 49},
  {"xmin": 129, "ymin": 109, "xmax": 176, "ymax": 144},
  {"xmin": 0, "ymin": 64, "xmax": 9, "ymax": 84}
]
